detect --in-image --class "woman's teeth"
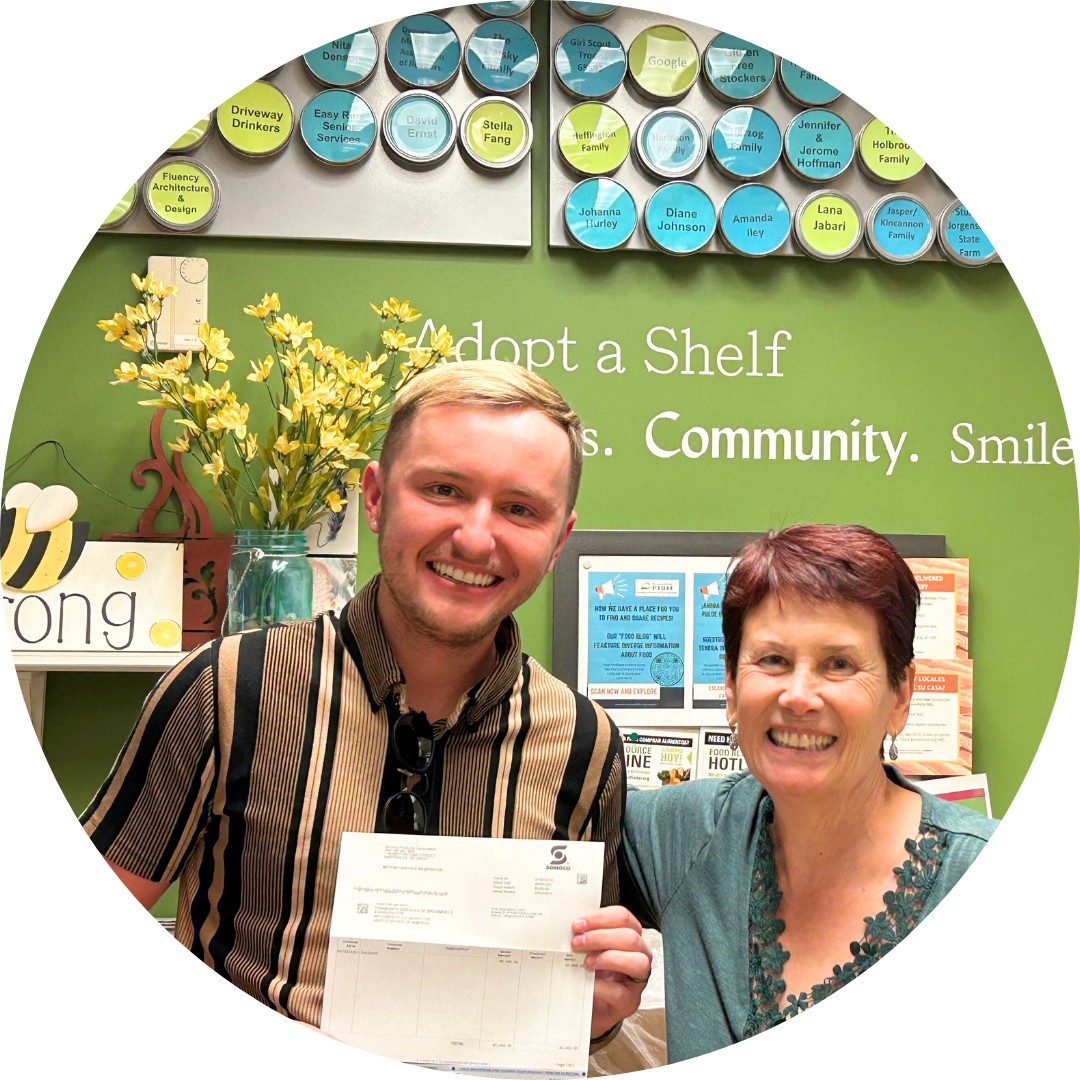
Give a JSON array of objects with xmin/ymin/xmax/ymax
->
[
  {"xmin": 431, "ymin": 561, "xmax": 497, "ymax": 587},
  {"xmin": 768, "ymin": 729, "xmax": 837, "ymax": 751}
]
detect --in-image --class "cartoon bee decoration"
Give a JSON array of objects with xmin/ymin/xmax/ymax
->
[{"xmin": 1, "ymin": 483, "xmax": 90, "ymax": 593}]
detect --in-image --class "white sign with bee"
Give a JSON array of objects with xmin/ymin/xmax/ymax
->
[{"xmin": 2, "ymin": 484, "xmax": 183, "ymax": 653}]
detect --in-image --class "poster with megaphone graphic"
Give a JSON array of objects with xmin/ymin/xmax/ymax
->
[{"xmin": 693, "ymin": 571, "xmax": 732, "ymax": 709}]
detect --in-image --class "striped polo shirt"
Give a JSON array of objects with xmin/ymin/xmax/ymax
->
[{"xmin": 81, "ymin": 574, "xmax": 625, "ymax": 1024}]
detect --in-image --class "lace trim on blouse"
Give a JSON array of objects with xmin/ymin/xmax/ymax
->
[{"xmin": 744, "ymin": 797, "xmax": 946, "ymax": 1038}]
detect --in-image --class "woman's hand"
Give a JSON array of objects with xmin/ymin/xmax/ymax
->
[{"xmin": 571, "ymin": 906, "xmax": 653, "ymax": 1040}]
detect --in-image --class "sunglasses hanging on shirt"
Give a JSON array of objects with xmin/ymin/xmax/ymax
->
[{"xmin": 381, "ymin": 707, "xmax": 436, "ymax": 834}]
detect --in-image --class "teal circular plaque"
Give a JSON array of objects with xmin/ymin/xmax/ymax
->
[
  {"xmin": 465, "ymin": 19, "xmax": 539, "ymax": 94},
  {"xmin": 783, "ymin": 109, "xmax": 853, "ymax": 182},
  {"xmin": 303, "ymin": 31, "xmax": 379, "ymax": 88},
  {"xmin": 779, "ymin": 57, "xmax": 841, "ymax": 105},
  {"xmin": 564, "ymin": 177, "xmax": 637, "ymax": 250},
  {"xmin": 643, "ymin": 182, "xmax": 716, "ymax": 255},
  {"xmin": 382, "ymin": 90, "xmax": 457, "ymax": 167},
  {"xmin": 938, "ymin": 200, "xmax": 997, "ymax": 266},
  {"xmin": 300, "ymin": 90, "xmax": 376, "ymax": 166},
  {"xmin": 702, "ymin": 33, "xmax": 775, "ymax": 102},
  {"xmin": 385, "ymin": 14, "xmax": 461, "ymax": 90}
]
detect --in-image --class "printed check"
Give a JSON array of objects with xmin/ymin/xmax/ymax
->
[{"xmin": 322, "ymin": 834, "xmax": 604, "ymax": 1078}]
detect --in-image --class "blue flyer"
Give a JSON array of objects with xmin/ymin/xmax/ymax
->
[
  {"xmin": 586, "ymin": 572, "xmax": 685, "ymax": 708},
  {"xmin": 692, "ymin": 572, "xmax": 729, "ymax": 708}
]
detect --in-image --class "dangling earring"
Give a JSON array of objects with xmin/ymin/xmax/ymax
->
[
  {"xmin": 888, "ymin": 734, "xmax": 899, "ymax": 761},
  {"xmin": 729, "ymin": 726, "xmax": 739, "ymax": 751}
]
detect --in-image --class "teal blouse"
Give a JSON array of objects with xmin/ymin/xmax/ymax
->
[{"xmin": 620, "ymin": 766, "xmax": 997, "ymax": 1063}]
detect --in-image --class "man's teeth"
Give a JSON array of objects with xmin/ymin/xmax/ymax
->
[
  {"xmin": 769, "ymin": 729, "xmax": 837, "ymax": 751},
  {"xmin": 431, "ymin": 561, "xmax": 497, "ymax": 587}
]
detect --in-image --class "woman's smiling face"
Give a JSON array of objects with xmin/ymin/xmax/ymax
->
[{"xmin": 725, "ymin": 592, "xmax": 914, "ymax": 801}]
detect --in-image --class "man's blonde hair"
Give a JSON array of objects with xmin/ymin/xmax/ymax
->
[{"xmin": 379, "ymin": 360, "xmax": 584, "ymax": 509}]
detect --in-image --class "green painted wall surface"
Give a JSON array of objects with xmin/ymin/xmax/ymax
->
[{"xmin": 11, "ymin": 8, "xmax": 1075, "ymax": 919}]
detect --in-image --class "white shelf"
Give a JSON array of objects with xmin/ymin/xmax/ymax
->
[{"xmin": 11, "ymin": 650, "xmax": 187, "ymax": 673}]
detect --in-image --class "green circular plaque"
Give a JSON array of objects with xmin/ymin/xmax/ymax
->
[
  {"xmin": 143, "ymin": 158, "xmax": 220, "ymax": 232},
  {"xmin": 168, "ymin": 114, "xmax": 213, "ymax": 153},
  {"xmin": 627, "ymin": 25, "xmax": 699, "ymax": 101},
  {"xmin": 101, "ymin": 183, "xmax": 138, "ymax": 230},
  {"xmin": 216, "ymin": 81, "xmax": 295, "ymax": 158},
  {"xmin": 557, "ymin": 102, "xmax": 630, "ymax": 176}
]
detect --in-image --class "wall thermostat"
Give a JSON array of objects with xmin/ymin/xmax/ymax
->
[{"xmin": 146, "ymin": 256, "xmax": 208, "ymax": 352}]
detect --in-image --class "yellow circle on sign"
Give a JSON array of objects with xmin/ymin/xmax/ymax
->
[
  {"xmin": 116, "ymin": 552, "xmax": 146, "ymax": 580},
  {"xmin": 796, "ymin": 192, "xmax": 862, "ymax": 260},
  {"xmin": 216, "ymin": 81, "xmax": 294, "ymax": 157},
  {"xmin": 150, "ymin": 620, "xmax": 181, "ymax": 648},
  {"xmin": 858, "ymin": 118, "xmax": 925, "ymax": 184}
]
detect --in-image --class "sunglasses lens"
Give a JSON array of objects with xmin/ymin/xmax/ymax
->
[
  {"xmin": 393, "ymin": 711, "xmax": 434, "ymax": 772},
  {"xmin": 383, "ymin": 791, "xmax": 427, "ymax": 834}
]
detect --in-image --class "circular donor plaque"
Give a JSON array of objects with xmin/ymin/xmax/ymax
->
[
  {"xmin": 564, "ymin": 177, "xmax": 637, "ymax": 250},
  {"xmin": 559, "ymin": 2, "xmax": 617, "ymax": 19},
  {"xmin": 710, "ymin": 106, "xmax": 782, "ymax": 179},
  {"xmin": 385, "ymin": 14, "xmax": 461, "ymax": 91},
  {"xmin": 168, "ymin": 114, "xmax": 212, "ymax": 152},
  {"xmin": 557, "ymin": 101, "xmax": 631, "ymax": 176},
  {"xmin": 643, "ymin": 181, "xmax": 716, "ymax": 255},
  {"xmin": 628, "ymin": 25, "xmax": 699, "ymax": 101},
  {"xmin": 142, "ymin": 158, "xmax": 221, "ymax": 232},
  {"xmin": 101, "ymin": 182, "xmax": 138, "ymax": 230},
  {"xmin": 460, "ymin": 96, "xmax": 533, "ymax": 170},
  {"xmin": 303, "ymin": 30, "xmax": 379, "ymax": 88},
  {"xmin": 937, "ymin": 200, "xmax": 997, "ymax": 266},
  {"xmin": 553, "ymin": 25, "xmax": 626, "ymax": 99},
  {"xmin": 465, "ymin": 19, "xmax": 539, "ymax": 94},
  {"xmin": 216, "ymin": 81, "xmax": 294, "ymax": 158},
  {"xmin": 779, "ymin": 57, "xmax": 842, "ymax": 105},
  {"xmin": 702, "ymin": 33, "xmax": 776, "ymax": 102},
  {"xmin": 473, "ymin": 2, "xmax": 534, "ymax": 17},
  {"xmin": 719, "ymin": 184, "xmax": 791, "ymax": 257},
  {"xmin": 866, "ymin": 194, "xmax": 934, "ymax": 264},
  {"xmin": 301, "ymin": 90, "xmax": 377, "ymax": 166},
  {"xmin": 783, "ymin": 109, "xmax": 853, "ymax": 182},
  {"xmin": 382, "ymin": 91, "xmax": 457, "ymax": 167},
  {"xmin": 794, "ymin": 190, "xmax": 863, "ymax": 261},
  {"xmin": 857, "ymin": 118, "xmax": 925, "ymax": 185},
  {"xmin": 635, "ymin": 108, "xmax": 707, "ymax": 180}
]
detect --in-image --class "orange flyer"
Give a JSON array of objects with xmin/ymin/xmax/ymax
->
[
  {"xmin": 895, "ymin": 658, "xmax": 973, "ymax": 777},
  {"xmin": 905, "ymin": 557, "xmax": 969, "ymax": 659}
]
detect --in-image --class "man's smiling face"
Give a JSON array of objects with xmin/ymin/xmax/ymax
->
[{"xmin": 364, "ymin": 404, "xmax": 577, "ymax": 647}]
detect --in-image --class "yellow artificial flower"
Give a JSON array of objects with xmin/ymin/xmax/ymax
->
[
  {"xmin": 381, "ymin": 329, "xmax": 415, "ymax": 352},
  {"xmin": 170, "ymin": 351, "xmax": 194, "ymax": 373},
  {"xmin": 279, "ymin": 401, "xmax": 302, "ymax": 424},
  {"xmin": 175, "ymin": 418, "xmax": 204, "ymax": 433},
  {"xmin": 395, "ymin": 301, "xmax": 421, "ymax": 324},
  {"xmin": 131, "ymin": 270, "xmax": 179, "ymax": 300},
  {"xmin": 369, "ymin": 298, "xmax": 400, "ymax": 320},
  {"xmin": 241, "ymin": 433, "xmax": 259, "ymax": 462},
  {"xmin": 324, "ymin": 490, "xmax": 345, "ymax": 514},
  {"xmin": 319, "ymin": 427, "xmax": 345, "ymax": 451},
  {"xmin": 206, "ymin": 401, "xmax": 250, "ymax": 440},
  {"xmin": 167, "ymin": 431, "xmax": 191, "ymax": 453},
  {"xmin": 430, "ymin": 325, "xmax": 454, "ymax": 357},
  {"xmin": 273, "ymin": 433, "xmax": 301, "ymax": 455},
  {"xmin": 203, "ymin": 451, "xmax": 226, "ymax": 484},
  {"xmin": 267, "ymin": 314, "xmax": 313, "ymax": 348},
  {"xmin": 243, "ymin": 293, "xmax": 281, "ymax": 319},
  {"xmin": 407, "ymin": 348, "xmax": 436, "ymax": 371},
  {"xmin": 111, "ymin": 362, "xmax": 140, "ymax": 384},
  {"xmin": 307, "ymin": 338, "xmax": 338, "ymax": 364},
  {"xmin": 98, "ymin": 312, "xmax": 129, "ymax": 342},
  {"xmin": 146, "ymin": 296, "xmax": 162, "ymax": 321},
  {"xmin": 120, "ymin": 329, "xmax": 146, "ymax": 353},
  {"xmin": 124, "ymin": 302, "xmax": 151, "ymax": 326},
  {"xmin": 198, "ymin": 322, "xmax": 234, "ymax": 370},
  {"xmin": 247, "ymin": 356, "xmax": 274, "ymax": 382}
]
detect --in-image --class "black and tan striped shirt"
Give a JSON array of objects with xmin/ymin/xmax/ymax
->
[{"xmin": 82, "ymin": 574, "xmax": 624, "ymax": 1024}]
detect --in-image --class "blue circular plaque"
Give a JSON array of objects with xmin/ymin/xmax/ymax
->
[
  {"xmin": 719, "ymin": 184, "xmax": 791, "ymax": 257},
  {"xmin": 554, "ymin": 25, "xmax": 626, "ymax": 99},
  {"xmin": 300, "ymin": 90, "xmax": 376, "ymax": 166},
  {"xmin": 563, "ymin": 177, "xmax": 637, "ymax": 250},
  {"xmin": 303, "ymin": 30, "xmax": 378, "ymax": 88},
  {"xmin": 783, "ymin": 109, "xmax": 853, "ymax": 182},
  {"xmin": 635, "ymin": 108, "xmax": 706, "ymax": 179},
  {"xmin": 382, "ymin": 90, "xmax": 457, "ymax": 167},
  {"xmin": 710, "ymin": 106, "xmax": 781, "ymax": 179},
  {"xmin": 779, "ymin": 58, "xmax": 841, "ymax": 105},
  {"xmin": 560, "ymin": 1, "xmax": 617, "ymax": 19},
  {"xmin": 465, "ymin": 19, "xmax": 538, "ymax": 94},
  {"xmin": 866, "ymin": 194, "xmax": 934, "ymax": 264},
  {"xmin": 643, "ymin": 182, "xmax": 716, "ymax": 255},
  {"xmin": 938, "ymin": 201, "xmax": 996, "ymax": 266},
  {"xmin": 385, "ymin": 14, "xmax": 461, "ymax": 90},
  {"xmin": 702, "ymin": 33, "xmax": 775, "ymax": 101},
  {"xmin": 473, "ymin": 1, "xmax": 533, "ymax": 16}
]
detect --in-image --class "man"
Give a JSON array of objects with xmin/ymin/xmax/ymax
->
[{"xmin": 82, "ymin": 360, "xmax": 649, "ymax": 1044}]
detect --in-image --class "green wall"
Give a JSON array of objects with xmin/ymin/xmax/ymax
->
[{"xmin": 13, "ymin": 7, "xmax": 1075, "ymax": 920}]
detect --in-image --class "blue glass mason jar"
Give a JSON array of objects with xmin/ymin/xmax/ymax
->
[{"xmin": 224, "ymin": 530, "xmax": 313, "ymax": 635}]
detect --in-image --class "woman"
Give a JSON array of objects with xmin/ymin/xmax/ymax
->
[{"xmin": 609, "ymin": 525, "xmax": 996, "ymax": 1062}]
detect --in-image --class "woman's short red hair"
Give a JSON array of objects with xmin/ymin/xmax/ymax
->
[{"xmin": 722, "ymin": 524, "xmax": 920, "ymax": 688}]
